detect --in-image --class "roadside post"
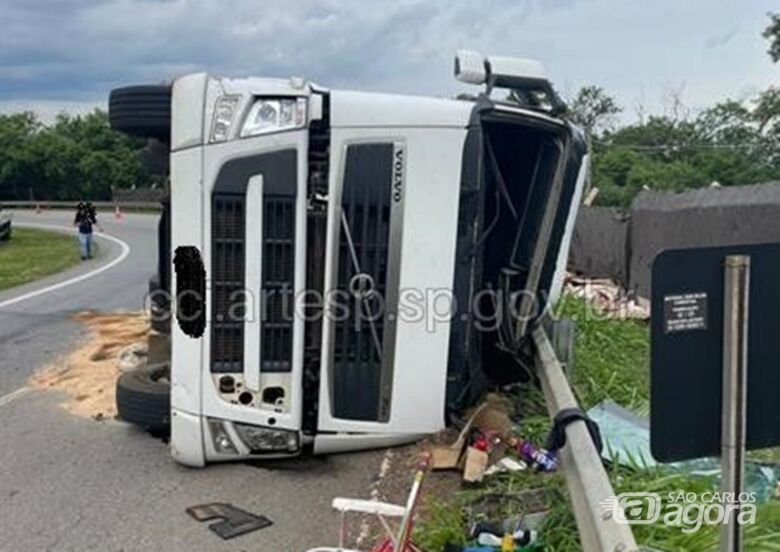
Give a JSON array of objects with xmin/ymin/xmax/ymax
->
[
  {"xmin": 651, "ymin": 244, "xmax": 780, "ymax": 552},
  {"xmin": 720, "ymin": 256, "xmax": 749, "ymax": 552}
]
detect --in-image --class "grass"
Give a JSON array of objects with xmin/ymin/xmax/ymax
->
[
  {"xmin": 556, "ymin": 296, "xmax": 650, "ymax": 414},
  {"xmin": 415, "ymin": 295, "xmax": 780, "ymax": 551},
  {"xmin": 0, "ymin": 228, "xmax": 82, "ymax": 292}
]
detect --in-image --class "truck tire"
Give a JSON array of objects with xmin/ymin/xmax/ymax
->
[
  {"xmin": 116, "ymin": 363, "xmax": 171, "ymax": 436},
  {"xmin": 109, "ymin": 85, "xmax": 172, "ymax": 141}
]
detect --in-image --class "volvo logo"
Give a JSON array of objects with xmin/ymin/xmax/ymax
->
[{"xmin": 392, "ymin": 144, "xmax": 405, "ymax": 203}]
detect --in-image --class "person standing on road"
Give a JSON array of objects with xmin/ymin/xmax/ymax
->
[{"xmin": 74, "ymin": 202, "xmax": 102, "ymax": 260}]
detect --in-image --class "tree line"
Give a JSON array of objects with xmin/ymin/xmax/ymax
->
[
  {"xmin": 0, "ymin": 110, "xmax": 149, "ymax": 202},
  {"xmin": 566, "ymin": 11, "xmax": 779, "ymax": 207},
  {"xmin": 568, "ymin": 85, "xmax": 780, "ymax": 207},
  {"xmin": 1, "ymin": 91, "xmax": 775, "ymax": 206}
]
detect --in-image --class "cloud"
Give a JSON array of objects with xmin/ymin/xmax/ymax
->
[{"xmin": 0, "ymin": 0, "xmax": 776, "ymax": 120}]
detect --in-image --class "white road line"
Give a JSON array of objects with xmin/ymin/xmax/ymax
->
[
  {"xmin": 0, "ymin": 386, "xmax": 32, "ymax": 408},
  {"xmin": 0, "ymin": 223, "xmax": 131, "ymax": 310}
]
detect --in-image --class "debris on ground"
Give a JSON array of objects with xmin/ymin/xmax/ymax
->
[
  {"xmin": 29, "ymin": 311, "xmax": 149, "ymax": 419},
  {"xmin": 430, "ymin": 394, "xmax": 555, "ymax": 484},
  {"xmin": 469, "ymin": 520, "xmax": 538, "ymax": 549},
  {"xmin": 484, "ymin": 457, "xmax": 527, "ymax": 476},
  {"xmin": 463, "ymin": 446, "xmax": 490, "ymax": 483},
  {"xmin": 415, "ymin": 296, "xmax": 780, "ymax": 550},
  {"xmin": 431, "ymin": 405, "xmax": 486, "ymax": 471},
  {"xmin": 117, "ymin": 341, "xmax": 148, "ymax": 373},
  {"xmin": 564, "ymin": 273, "xmax": 649, "ymax": 320},
  {"xmin": 443, "ymin": 501, "xmax": 547, "ymax": 551},
  {"xmin": 587, "ymin": 400, "xmax": 653, "ymax": 467},
  {"xmin": 510, "ymin": 438, "xmax": 557, "ymax": 473},
  {"xmin": 186, "ymin": 503, "xmax": 273, "ymax": 540},
  {"xmin": 366, "ymin": 396, "xmax": 558, "ymax": 550},
  {"xmin": 471, "ymin": 394, "xmax": 514, "ymax": 438},
  {"xmin": 589, "ymin": 399, "xmax": 780, "ymax": 503}
]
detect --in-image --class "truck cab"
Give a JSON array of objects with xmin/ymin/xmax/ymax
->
[{"xmin": 110, "ymin": 52, "xmax": 587, "ymax": 467}]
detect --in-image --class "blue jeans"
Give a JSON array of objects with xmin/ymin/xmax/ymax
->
[{"xmin": 78, "ymin": 232, "xmax": 93, "ymax": 259}]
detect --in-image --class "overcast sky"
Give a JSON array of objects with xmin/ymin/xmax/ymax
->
[{"xmin": 1, "ymin": 0, "xmax": 777, "ymax": 123}]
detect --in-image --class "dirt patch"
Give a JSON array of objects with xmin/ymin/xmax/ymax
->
[{"xmin": 30, "ymin": 311, "xmax": 149, "ymax": 420}]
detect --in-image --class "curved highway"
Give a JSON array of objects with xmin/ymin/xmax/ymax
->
[
  {"xmin": 0, "ymin": 209, "xmax": 382, "ymax": 551},
  {"xmin": 0, "ymin": 210, "xmax": 155, "ymax": 396}
]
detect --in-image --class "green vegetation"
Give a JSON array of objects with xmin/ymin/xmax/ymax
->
[
  {"xmin": 415, "ymin": 498, "xmax": 469, "ymax": 551},
  {"xmin": 559, "ymin": 297, "xmax": 650, "ymax": 413},
  {"xmin": 0, "ymin": 110, "xmax": 150, "ymax": 202},
  {"xmin": 0, "ymin": 228, "xmax": 81, "ymax": 291},
  {"xmin": 567, "ymin": 85, "xmax": 780, "ymax": 208},
  {"xmin": 766, "ymin": 12, "xmax": 780, "ymax": 62},
  {"xmin": 415, "ymin": 296, "xmax": 780, "ymax": 551},
  {"xmin": 566, "ymin": 16, "xmax": 780, "ymax": 208}
]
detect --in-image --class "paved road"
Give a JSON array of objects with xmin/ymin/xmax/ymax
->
[
  {"xmin": 0, "ymin": 211, "xmax": 153, "ymax": 395},
  {"xmin": 0, "ymin": 210, "xmax": 383, "ymax": 552}
]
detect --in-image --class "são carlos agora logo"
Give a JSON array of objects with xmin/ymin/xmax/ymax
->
[{"xmin": 600, "ymin": 492, "xmax": 757, "ymax": 534}]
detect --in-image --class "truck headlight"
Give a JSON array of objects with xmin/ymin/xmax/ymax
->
[
  {"xmin": 241, "ymin": 98, "xmax": 307, "ymax": 137},
  {"xmin": 233, "ymin": 422, "xmax": 300, "ymax": 453},
  {"xmin": 210, "ymin": 95, "xmax": 240, "ymax": 143}
]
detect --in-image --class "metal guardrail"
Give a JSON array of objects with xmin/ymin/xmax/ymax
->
[
  {"xmin": 1, "ymin": 200, "xmax": 162, "ymax": 212},
  {"xmin": 532, "ymin": 325, "xmax": 639, "ymax": 552}
]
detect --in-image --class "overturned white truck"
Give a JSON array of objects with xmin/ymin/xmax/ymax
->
[{"xmin": 109, "ymin": 51, "xmax": 588, "ymax": 467}]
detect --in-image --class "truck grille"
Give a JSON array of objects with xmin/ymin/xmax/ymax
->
[
  {"xmin": 211, "ymin": 194, "xmax": 246, "ymax": 373},
  {"xmin": 332, "ymin": 143, "xmax": 394, "ymax": 421},
  {"xmin": 261, "ymin": 197, "xmax": 295, "ymax": 372},
  {"xmin": 210, "ymin": 150, "xmax": 298, "ymax": 376}
]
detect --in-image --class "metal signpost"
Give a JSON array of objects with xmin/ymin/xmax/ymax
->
[
  {"xmin": 720, "ymin": 256, "xmax": 749, "ymax": 552},
  {"xmin": 651, "ymin": 244, "xmax": 780, "ymax": 552}
]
